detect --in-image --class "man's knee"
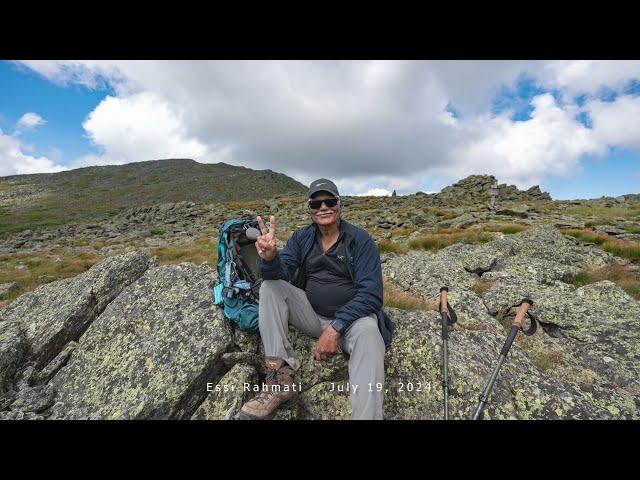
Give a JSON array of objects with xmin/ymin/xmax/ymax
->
[
  {"xmin": 259, "ymin": 279, "xmax": 286, "ymax": 297},
  {"xmin": 348, "ymin": 316, "xmax": 385, "ymax": 357}
]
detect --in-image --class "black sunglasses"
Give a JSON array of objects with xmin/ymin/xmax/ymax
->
[{"xmin": 308, "ymin": 197, "xmax": 339, "ymax": 209}]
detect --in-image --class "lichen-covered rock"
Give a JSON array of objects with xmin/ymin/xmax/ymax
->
[
  {"xmin": 8, "ymin": 384, "xmax": 55, "ymax": 414},
  {"xmin": 495, "ymin": 207, "xmax": 530, "ymax": 218},
  {"xmin": 594, "ymin": 225, "xmax": 627, "ymax": 236},
  {"xmin": 443, "ymin": 212, "xmax": 478, "ymax": 229},
  {"xmin": 0, "ymin": 321, "xmax": 27, "ymax": 394},
  {"xmin": 0, "ymin": 251, "xmax": 151, "ymax": 370},
  {"xmin": 2, "ymin": 218, "xmax": 638, "ymax": 420},
  {"xmin": 482, "ymin": 277, "xmax": 574, "ymax": 318},
  {"xmin": 0, "ymin": 410, "xmax": 47, "ymax": 420},
  {"xmin": 506, "ymin": 226, "xmax": 621, "ymax": 268},
  {"xmin": 289, "ymin": 382, "xmax": 352, "ymax": 420},
  {"xmin": 191, "ymin": 364, "xmax": 258, "ymax": 420},
  {"xmin": 482, "ymin": 278, "xmax": 639, "ymax": 418},
  {"xmin": 47, "ymin": 262, "xmax": 233, "ymax": 419},
  {"xmin": 36, "ymin": 341, "xmax": 77, "ymax": 385},
  {"xmin": 379, "ymin": 308, "xmax": 529, "ymax": 419},
  {"xmin": 381, "ymin": 229, "xmax": 598, "ymax": 299},
  {"xmin": 0, "ymin": 389, "xmax": 16, "ymax": 410},
  {"xmin": 436, "ymin": 175, "xmax": 551, "ymax": 204},
  {"xmin": 385, "ymin": 308, "xmax": 614, "ymax": 419},
  {"xmin": 338, "ymin": 226, "xmax": 638, "ymax": 419},
  {"xmin": 443, "ymin": 289, "xmax": 505, "ymax": 333},
  {"xmin": 382, "ymin": 250, "xmax": 479, "ymax": 296},
  {"xmin": 491, "ymin": 255, "xmax": 581, "ymax": 285},
  {"xmin": 438, "ymin": 238, "xmax": 514, "ymax": 275},
  {"xmin": 232, "ymin": 328, "xmax": 261, "ymax": 354}
]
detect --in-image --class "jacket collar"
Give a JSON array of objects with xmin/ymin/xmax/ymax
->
[{"xmin": 311, "ymin": 218, "xmax": 352, "ymax": 249}]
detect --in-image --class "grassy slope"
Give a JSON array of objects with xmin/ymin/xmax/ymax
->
[
  {"xmin": 0, "ymin": 159, "xmax": 307, "ymax": 235},
  {"xmin": 2, "ymin": 175, "xmax": 639, "ymax": 304}
]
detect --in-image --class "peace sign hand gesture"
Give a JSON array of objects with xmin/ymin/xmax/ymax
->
[{"xmin": 255, "ymin": 215, "xmax": 278, "ymax": 261}]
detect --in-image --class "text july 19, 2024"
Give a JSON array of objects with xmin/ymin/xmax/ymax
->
[{"xmin": 207, "ymin": 381, "xmax": 432, "ymax": 395}]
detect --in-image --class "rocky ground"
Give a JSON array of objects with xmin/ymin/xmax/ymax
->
[
  {"xmin": 0, "ymin": 174, "xmax": 638, "ymax": 419},
  {"xmin": 0, "ymin": 225, "xmax": 638, "ymax": 419},
  {"xmin": 1, "ymin": 175, "xmax": 639, "ymax": 259}
]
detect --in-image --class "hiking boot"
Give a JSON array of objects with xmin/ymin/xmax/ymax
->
[{"xmin": 239, "ymin": 357, "xmax": 296, "ymax": 420}]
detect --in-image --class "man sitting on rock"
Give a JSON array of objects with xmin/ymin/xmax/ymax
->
[{"xmin": 239, "ymin": 178, "xmax": 392, "ymax": 420}]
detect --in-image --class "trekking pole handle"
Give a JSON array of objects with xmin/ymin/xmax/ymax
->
[
  {"xmin": 512, "ymin": 298, "xmax": 533, "ymax": 329},
  {"xmin": 439, "ymin": 286, "xmax": 449, "ymax": 314}
]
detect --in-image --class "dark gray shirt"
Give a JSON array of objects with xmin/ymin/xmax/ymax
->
[{"xmin": 304, "ymin": 228, "xmax": 356, "ymax": 318}]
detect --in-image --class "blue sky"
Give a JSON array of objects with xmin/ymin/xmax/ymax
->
[
  {"xmin": 433, "ymin": 73, "xmax": 640, "ymax": 199},
  {"xmin": 0, "ymin": 61, "xmax": 112, "ymax": 163},
  {"xmin": 1, "ymin": 60, "xmax": 639, "ymax": 199},
  {"xmin": 544, "ymin": 148, "xmax": 640, "ymax": 199}
]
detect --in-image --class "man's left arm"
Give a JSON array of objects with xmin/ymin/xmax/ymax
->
[{"xmin": 330, "ymin": 235, "xmax": 383, "ymax": 335}]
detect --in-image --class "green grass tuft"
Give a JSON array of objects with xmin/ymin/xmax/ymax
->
[
  {"xmin": 564, "ymin": 229, "xmax": 640, "ymax": 262},
  {"xmin": 408, "ymin": 229, "xmax": 493, "ymax": 251},
  {"xmin": 382, "ymin": 279, "xmax": 437, "ymax": 311},
  {"xmin": 483, "ymin": 224, "xmax": 528, "ymax": 234},
  {"xmin": 603, "ymin": 243, "xmax": 640, "ymax": 261},
  {"xmin": 377, "ymin": 240, "xmax": 408, "ymax": 254},
  {"xmin": 564, "ymin": 230, "xmax": 606, "ymax": 245},
  {"xmin": 568, "ymin": 265, "xmax": 640, "ymax": 300}
]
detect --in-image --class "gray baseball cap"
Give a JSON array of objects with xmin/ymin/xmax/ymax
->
[{"xmin": 308, "ymin": 178, "xmax": 340, "ymax": 198}]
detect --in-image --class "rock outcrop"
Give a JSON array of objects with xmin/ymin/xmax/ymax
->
[
  {"xmin": 0, "ymin": 321, "xmax": 26, "ymax": 395},
  {"xmin": 48, "ymin": 262, "xmax": 234, "ymax": 419},
  {"xmin": 0, "ymin": 252, "xmax": 151, "ymax": 371},
  {"xmin": 381, "ymin": 226, "xmax": 638, "ymax": 418},
  {"xmin": 436, "ymin": 175, "xmax": 552, "ymax": 203},
  {"xmin": 0, "ymin": 224, "xmax": 638, "ymax": 420}
]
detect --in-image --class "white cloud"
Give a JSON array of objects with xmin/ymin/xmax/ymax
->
[
  {"xmin": 69, "ymin": 92, "xmax": 212, "ymax": 168},
  {"xmin": 15, "ymin": 112, "xmax": 47, "ymax": 133},
  {"xmin": 443, "ymin": 94, "xmax": 605, "ymax": 188},
  {"xmin": 539, "ymin": 60, "xmax": 640, "ymax": 97},
  {"xmin": 586, "ymin": 95, "xmax": 640, "ymax": 151},
  {"xmin": 14, "ymin": 60, "xmax": 127, "ymax": 90},
  {"xmin": 13, "ymin": 60, "xmax": 640, "ymax": 194},
  {"xmin": 355, "ymin": 188, "xmax": 392, "ymax": 197},
  {"xmin": 295, "ymin": 172, "xmax": 427, "ymax": 197},
  {"xmin": 0, "ymin": 127, "xmax": 66, "ymax": 176}
]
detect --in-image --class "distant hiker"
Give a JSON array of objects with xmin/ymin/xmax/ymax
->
[
  {"xmin": 489, "ymin": 181, "xmax": 499, "ymax": 210},
  {"xmin": 239, "ymin": 178, "xmax": 393, "ymax": 420},
  {"xmin": 392, "ymin": 189, "xmax": 396, "ymax": 197}
]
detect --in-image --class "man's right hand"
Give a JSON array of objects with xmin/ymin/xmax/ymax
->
[{"xmin": 255, "ymin": 215, "xmax": 278, "ymax": 262}]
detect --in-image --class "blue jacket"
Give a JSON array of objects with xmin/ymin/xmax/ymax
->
[{"xmin": 259, "ymin": 218, "xmax": 394, "ymax": 348}]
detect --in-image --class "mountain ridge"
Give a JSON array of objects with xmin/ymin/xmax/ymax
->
[{"xmin": 0, "ymin": 159, "xmax": 307, "ymax": 234}]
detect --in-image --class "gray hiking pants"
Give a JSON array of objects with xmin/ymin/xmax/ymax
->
[{"xmin": 258, "ymin": 279, "xmax": 385, "ymax": 420}]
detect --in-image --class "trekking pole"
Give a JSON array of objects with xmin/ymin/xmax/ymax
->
[
  {"xmin": 439, "ymin": 286, "xmax": 457, "ymax": 420},
  {"xmin": 472, "ymin": 298, "xmax": 537, "ymax": 420}
]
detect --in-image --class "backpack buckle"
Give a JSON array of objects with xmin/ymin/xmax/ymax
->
[{"xmin": 223, "ymin": 286, "xmax": 240, "ymax": 298}]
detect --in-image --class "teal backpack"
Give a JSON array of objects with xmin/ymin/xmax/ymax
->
[{"xmin": 212, "ymin": 219, "xmax": 262, "ymax": 332}]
